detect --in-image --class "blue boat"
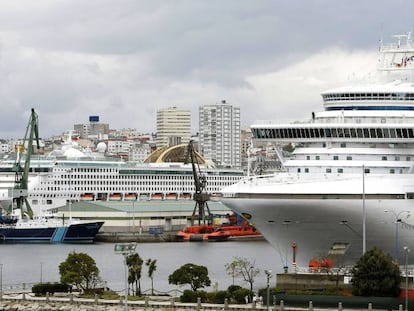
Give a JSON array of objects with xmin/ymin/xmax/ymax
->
[{"xmin": 0, "ymin": 215, "xmax": 104, "ymax": 243}]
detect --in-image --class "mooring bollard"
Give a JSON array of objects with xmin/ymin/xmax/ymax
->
[
  {"xmin": 368, "ymin": 302, "xmax": 372, "ymax": 311},
  {"xmin": 145, "ymin": 295, "xmax": 149, "ymax": 307},
  {"xmin": 273, "ymin": 295, "xmax": 277, "ymax": 307},
  {"xmin": 252, "ymin": 300, "xmax": 256, "ymax": 309},
  {"xmin": 399, "ymin": 304, "xmax": 403, "ymax": 311},
  {"xmin": 69, "ymin": 293, "xmax": 73, "ymax": 303},
  {"xmin": 170, "ymin": 297, "xmax": 175, "ymax": 306},
  {"xmin": 22, "ymin": 292, "xmax": 26, "ymax": 300},
  {"xmin": 280, "ymin": 299, "xmax": 284, "ymax": 311},
  {"xmin": 95, "ymin": 293, "xmax": 98, "ymax": 304},
  {"xmin": 338, "ymin": 302, "xmax": 343, "ymax": 311},
  {"xmin": 308, "ymin": 300, "xmax": 313, "ymax": 311},
  {"xmin": 224, "ymin": 298, "xmax": 229, "ymax": 310},
  {"xmin": 46, "ymin": 292, "xmax": 49, "ymax": 302},
  {"xmin": 197, "ymin": 297, "xmax": 201, "ymax": 310}
]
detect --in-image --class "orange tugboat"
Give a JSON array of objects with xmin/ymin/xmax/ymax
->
[
  {"xmin": 176, "ymin": 225, "xmax": 231, "ymax": 242},
  {"xmin": 176, "ymin": 213, "xmax": 261, "ymax": 242}
]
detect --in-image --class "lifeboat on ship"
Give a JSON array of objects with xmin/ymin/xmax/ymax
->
[
  {"xmin": 109, "ymin": 193, "xmax": 122, "ymax": 201},
  {"xmin": 80, "ymin": 193, "xmax": 94, "ymax": 201},
  {"xmin": 151, "ymin": 193, "xmax": 163, "ymax": 200},
  {"xmin": 165, "ymin": 193, "xmax": 177, "ymax": 200},
  {"xmin": 175, "ymin": 225, "xmax": 230, "ymax": 242},
  {"xmin": 124, "ymin": 193, "xmax": 137, "ymax": 201},
  {"xmin": 180, "ymin": 193, "xmax": 192, "ymax": 200}
]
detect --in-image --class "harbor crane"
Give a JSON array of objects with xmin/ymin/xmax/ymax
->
[
  {"xmin": 11, "ymin": 108, "xmax": 40, "ymax": 218},
  {"xmin": 186, "ymin": 140, "xmax": 211, "ymax": 225}
]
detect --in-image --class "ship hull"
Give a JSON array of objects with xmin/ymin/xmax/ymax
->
[
  {"xmin": 221, "ymin": 174, "xmax": 414, "ymax": 266},
  {"xmin": 0, "ymin": 222, "xmax": 104, "ymax": 243}
]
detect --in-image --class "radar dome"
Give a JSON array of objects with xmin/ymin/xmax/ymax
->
[{"xmin": 96, "ymin": 142, "xmax": 107, "ymax": 153}]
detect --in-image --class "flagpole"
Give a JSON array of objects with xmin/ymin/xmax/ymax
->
[{"xmin": 362, "ymin": 165, "xmax": 366, "ymax": 255}]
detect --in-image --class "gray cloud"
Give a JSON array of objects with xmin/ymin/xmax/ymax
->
[{"xmin": 0, "ymin": 0, "xmax": 412, "ymax": 138}]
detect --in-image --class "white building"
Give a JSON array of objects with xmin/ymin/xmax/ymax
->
[
  {"xmin": 156, "ymin": 107, "xmax": 191, "ymax": 147},
  {"xmin": 199, "ymin": 100, "xmax": 241, "ymax": 168}
]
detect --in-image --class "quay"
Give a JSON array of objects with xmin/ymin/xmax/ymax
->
[{"xmin": 0, "ymin": 292, "xmax": 399, "ymax": 311}]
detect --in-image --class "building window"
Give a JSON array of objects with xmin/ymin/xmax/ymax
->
[
  {"xmin": 337, "ymin": 168, "xmax": 343, "ymax": 173},
  {"xmin": 305, "ymin": 168, "xmax": 309, "ymax": 173},
  {"xmin": 316, "ymin": 156, "xmax": 320, "ymax": 160},
  {"xmin": 326, "ymin": 168, "xmax": 332, "ymax": 173},
  {"xmin": 333, "ymin": 156, "xmax": 339, "ymax": 160},
  {"xmin": 346, "ymin": 156, "xmax": 352, "ymax": 160},
  {"xmin": 382, "ymin": 156, "xmax": 387, "ymax": 161},
  {"xmin": 297, "ymin": 168, "xmax": 301, "ymax": 173},
  {"xmin": 390, "ymin": 169, "xmax": 395, "ymax": 174},
  {"xmin": 340, "ymin": 143, "xmax": 346, "ymax": 148}
]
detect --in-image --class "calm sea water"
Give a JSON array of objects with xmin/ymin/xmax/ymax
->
[{"xmin": 0, "ymin": 240, "xmax": 284, "ymax": 294}]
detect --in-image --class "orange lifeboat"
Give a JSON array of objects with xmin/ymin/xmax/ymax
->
[
  {"xmin": 165, "ymin": 193, "xmax": 177, "ymax": 200},
  {"xmin": 124, "ymin": 193, "xmax": 137, "ymax": 201},
  {"xmin": 80, "ymin": 193, "xmax": 94, "ymax": 201},
  {"xmin": 109, "ymin": 193, "xmax": 122, "ymax": 201},
  {"xmin": 151, "ymin": 193, "xmax": 163, "ymax": 200}
]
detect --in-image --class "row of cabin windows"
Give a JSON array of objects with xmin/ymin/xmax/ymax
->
[
  {"xmin": 297, "ymin": 168, "xmax": 403, "ymax": 174},
  {"xmin": 322, "ymin": 92, "xmax": 414, "ymax": 101},
  {"xmin": 305, "ymin": 155, "xmax": 411, "ymax": 161},
  {"xmin": 254, "ymin": 127, "xmax": 414, "ymax": 140}
]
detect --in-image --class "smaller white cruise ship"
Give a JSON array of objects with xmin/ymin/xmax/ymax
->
[
  {"xmin": 0, "ymin": 139, "xmax": 243, "ymax": 229},
  {"xmin": 221, "ymin": 32, "xmax": 414, "ymax": 266}
]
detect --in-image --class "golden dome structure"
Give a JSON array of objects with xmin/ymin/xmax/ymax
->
[{"xmin": 144, "ymin": 143, "xmax": 207, "ymax": 165}]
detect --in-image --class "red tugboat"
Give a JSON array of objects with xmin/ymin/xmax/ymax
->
[{"xmin": 176, "ymin": 213, "xmax": 260, "ymax": 242}]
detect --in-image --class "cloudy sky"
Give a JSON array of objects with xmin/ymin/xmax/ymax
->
[{"xmin": 0, "ymin": 0, "xmax": 413, "ymax": 139}]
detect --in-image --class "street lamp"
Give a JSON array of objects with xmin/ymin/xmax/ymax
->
[
  {"xmin": 404, "ymin": 246, "xmax": 410, "ymax": 311},
  {"xmin": 265, "ymin": 270, "xmax": 272, "ymax": 311},
  {"xmin": 66, "ymin": 168, "xmax": 73, "ymax": 224},
  {"xmin": 0, "ymin": 263, "xmax": 3, "ymax": 300},
  {"xmin": 385, "ymin": 210, "xmax": 410, "ymax": 260},
  {"xmin": 115, "ymin": 243, "xmax": 137, "ymax": 311}
]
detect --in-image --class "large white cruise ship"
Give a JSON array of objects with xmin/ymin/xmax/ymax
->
[{"xmin": 221, "ymin": 33, "xmax": 414, "ymax": 266}]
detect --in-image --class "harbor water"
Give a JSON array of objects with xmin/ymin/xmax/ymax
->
[{"xmin": 0, "ymin": 240, "xmax": 284, "ymax": 294}]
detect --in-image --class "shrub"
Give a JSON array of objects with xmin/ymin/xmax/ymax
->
[
  {"xmin": 213, "ymin": 290, "xmax": 232, "ymax": 303},
  {"xmin": 180, "ymin": 289, "xmax": 208, "ymax": 302},
  {"xmin": 32, "ymin": 282, "xmax": 70, "ymax": 296},
  {"xmin": 227, "ymin": 285, "xmax": 243, "ymax": 294},
  {"xmin": 232, "ymin": 288, "xmax": 253, "ymax": 304}
]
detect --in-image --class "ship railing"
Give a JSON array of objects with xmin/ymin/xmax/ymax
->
[
  {"xmin": 293, "ymin": 266, "xmax": 352, "ymax": 275},
  {"xmin": 381, "ymin": 42, "xmax": 414, "ymax": 52}
]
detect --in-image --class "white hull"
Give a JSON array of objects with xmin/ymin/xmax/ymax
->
[{"xmin": 221, "ymin": 173, "xmax": 414, "ymax": 266}]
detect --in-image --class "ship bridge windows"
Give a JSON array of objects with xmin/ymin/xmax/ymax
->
[
  {"xmin": 253, "ymin": 126, "xmax": 414, "ymax": 141},
  {"xmin": 322, "ymin": 92, "xmax": 414, "ymax": 104}
]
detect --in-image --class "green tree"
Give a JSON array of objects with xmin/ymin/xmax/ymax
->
[
  {"xmin": 58, "ymin": 252, "xmax": 100, "ymax": 292},
  {"xmin": 351, "ymin": 247, "xmax": 401, "ymax": 297},
  {"xmin": 168, "ymin": 263, "xmax": 211, "ymax": 291},
  {"xmin": 225, "ymin": 257, "xmax": 260, "ymax": 291},
  {"xmin": 146, "ymin": 258, "xmax": 157, "ymax": 295},
  {"xmin": 127, "ymin": 253, "xmax": 143, "ymax": 296}
]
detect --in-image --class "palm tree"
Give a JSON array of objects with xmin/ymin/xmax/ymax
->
[
  {"xmin": 146, "ymin": 258, "xmax": 157, "ymax": 295},
  {"xmin": 126, "ymin": 253, "xmax": 143, "ymax": 295}
]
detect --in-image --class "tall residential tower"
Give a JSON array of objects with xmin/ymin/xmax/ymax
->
[
  {"xmin": 156, "ymin": 107, "xmax": 191, "ymax": 147},
  {"xmin": 199, "ymin": 100, "xmax": 241, "ymax": 168}
]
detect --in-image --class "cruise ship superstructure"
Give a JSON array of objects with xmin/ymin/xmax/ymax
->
[{"xmin": 221, "ymin": 33, "xmax": 414, "ymax": 266}]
